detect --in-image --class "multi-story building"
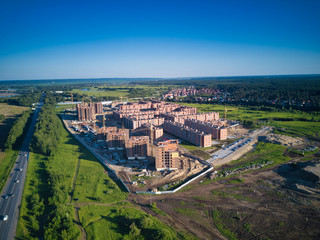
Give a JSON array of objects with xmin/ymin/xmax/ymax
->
[
  {"xmin": 76, "ymin": 102, "xmax": 103, "ymax": 121},
  {"xmin": 126, "ymin": 136, "xmax": 150, "ymax": 160},
  {"xmin": 155, "ymin": 139, "xmax": 180, "ymax": 171},
  {"xmin": 142, "ymin": 123, "xmax": 163, "ymax": 140},
  {"xmin": 162, "ymin": 112, "xmax": 219, "ymax": 125},
  {"xmin": 123, "ymin": 116, "xmax": 164, "ymax": 129},
  {"xmin": 114, "ymin": 101, "xmax": 197, "ymax": 121},
  {"xmin": 184, "ymin": 119, "xmax": 228, "ymax": 140},
  {"xmin": 106, "ymin": 128, "xmax": 129, "ymax": 150},
  {"xmin": 163, "ymin": 121, "xmax": 212, "ymax": 147},
  {"xmin": 96, "ymin": 126, "xmax": 117, "ymax": 141}
]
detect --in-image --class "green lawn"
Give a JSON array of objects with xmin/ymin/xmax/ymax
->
[{"xmin": 72, "ymin": 154, "xmax": 127, "ymax": 203}]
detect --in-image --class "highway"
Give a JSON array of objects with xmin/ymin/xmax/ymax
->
[{"xmin": 0, "ymin": 102, "xmax": 42, "ymax": 240}]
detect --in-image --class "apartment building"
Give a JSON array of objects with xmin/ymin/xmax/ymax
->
[
  {"xmin": 106, "ymin": 128, "xmax": 129, "ymax": 150},
  {"xmin": 155, "ymin": 139, "xmax": 180, "ymax": 171},
  {"xmin": 123, "ymin": 116, "xmax": 164, "ymax": 129},
  {"xmin": 142, "ymin": 123, "xmax": 163, "ymax": 140},
  {"xmin": 184, "ymin": 119, "xmax": 228, "ymax": 140},
  {"xmin": 163, "ymin": 121, "xmax": 212, "ymax": 147},
  {"xmin": 76, "ymin": 102, "xmax": 103, "ymax": 121},
  {"xmin": 162, "ymin": 112, "xmax": 219, "ymax": 125},
  {"xmin": 126, "ymin": 136, "xmax": 150, "ymax": 160},
  {"xmin": 96, "ymin": 126, "xmax": 117, "ymax": 141}
]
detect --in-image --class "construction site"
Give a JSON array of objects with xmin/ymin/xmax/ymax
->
[{"xmin": 62, "ymin": 99, "xmax": 242, "ymax": 192}]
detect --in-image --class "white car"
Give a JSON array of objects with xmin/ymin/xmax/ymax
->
[
  {"xmin": 1, "ymin": 215, "xmax": 8, "ymax": 221},
  {"xmin": 14, "ymin": 180, "xmax": 20, "ymax": 183}
]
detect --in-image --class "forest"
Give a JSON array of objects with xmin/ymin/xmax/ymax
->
[{"xmin": 152, "ymin": 75, "xmax": 320, "ymax": 111}]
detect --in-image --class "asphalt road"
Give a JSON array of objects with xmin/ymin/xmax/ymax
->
[
  {"xmin": 0, "ymin": 103, "xmax": 42, "ymax": 240},
  {"xmin": 208, "ymin": 126, "xmax": 271, "ymax": 164}
]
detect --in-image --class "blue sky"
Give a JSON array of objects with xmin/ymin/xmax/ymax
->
[{"xmin": 0, "ymin": 0, "xmax": 320, "ymax": 80}]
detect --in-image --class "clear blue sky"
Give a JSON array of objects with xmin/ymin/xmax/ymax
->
[{"xmin": 0, "ymin": 0, "xmax": 320, "ymax": 80}]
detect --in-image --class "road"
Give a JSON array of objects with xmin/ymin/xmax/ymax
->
[
  {"xmin": 0, "ymin": 102, "xmax": 42, "ymax": 240},
  {"xmin": 208, "ymin": 126, "xmax": 271, "ymax": 165}
]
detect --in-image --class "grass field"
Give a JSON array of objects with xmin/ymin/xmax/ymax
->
[
  {"xmin": 72, "ymin": 84, "xmax": 178, "ymax": 99},
  {"xmin": 79, "ymin": 204, "xmax": 184, "ymax": 240}
]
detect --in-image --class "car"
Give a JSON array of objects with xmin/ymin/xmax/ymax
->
[
  {"xmin": 23, "ymin": 154, "xmax": 27, "ymax": 157},
  {"xmin": 19, "ymin": 168, "xmax": 23, "ymax": 171},
  {"xmin": 8, "ymin": 194, "xmax": 14, "ymax": 198},
  {"xmin": 1, "ymin": 215, "xmax": 8, "ymax": 221},
  {"xmin": 14, "ymin": 180, "xmax": 20, "ymax": 183},
  {"xmin": 2, "ymin": 195, "xmax": 9, "ymax": 200}
]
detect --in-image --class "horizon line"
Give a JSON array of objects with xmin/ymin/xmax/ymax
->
[{"xmin": 1, "ymin": 73, "xmax": 320, "ymax": 82}]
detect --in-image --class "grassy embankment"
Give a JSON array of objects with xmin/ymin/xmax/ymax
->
[
  {"xmin": 17, "ymin": 107, "xmax": 195, "ymax": 239},
  {"xmin": 0, "ymin": 103, "xmax": 29, "ymax": 192}
]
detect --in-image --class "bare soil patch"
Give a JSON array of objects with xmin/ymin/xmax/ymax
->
[{"xmin": 131, "ymin": 157, "xmax": 320, "ymax": 240}]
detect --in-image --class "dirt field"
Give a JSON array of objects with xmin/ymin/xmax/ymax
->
[{"xmin": 131, "ymin": 156, "xmax": 320, "ymax": 240}]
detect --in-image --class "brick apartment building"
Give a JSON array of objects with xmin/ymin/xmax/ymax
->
[
  {"xmin": 96, "ymin": 126, "xmax": 117, "ymax": 141},
  {"xmin": 123, "ymin": 116, "xmax": 164, "ymax": 129},
  {"xmin": 106, "ymin": 128, "xmax": 129, "ymax": 150},
  {"xmin": 184, "ymin": 119, "xmax": 228, "ymax": 140},
  {"xmin": 163, "ymin": 121, "xmax": 212, "ymax": 147},
  {"xmin": 143, "ymin": 124, "xmax": 163, "ymax": 140},
  {"xmin": 162, "ymin": 112, "xmax": 219, "ymax": 125},
  {"xmin": 155, "ymin": 139, "xmax": 180, "ymax": 171},
  {"xmin": 76, "ymin": 102, "xmax": 103, "ymax": 121},
  {"xmin": 126, "ymin": 136, "xmax": 150, "ymax": 160}
]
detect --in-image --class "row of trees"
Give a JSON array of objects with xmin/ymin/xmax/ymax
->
[
  {"xmin": 27, "ymin": 93, "xmax": 79, "ymax": 239},
  {"xmin": 31, "ymin": 97, "xmax": 62, "ymax": 156},
  {"xmin": 5, "ymin": 110, "xmax": 32, "ymax": 149}
]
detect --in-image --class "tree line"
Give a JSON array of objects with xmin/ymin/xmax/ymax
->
[
  {"xmin": 5, "ymin": 110, "xmax": 32, "ymax": 149},
  {"xmin": 31, "ymin": 95, "xmax": 62, "ymax": 156}
]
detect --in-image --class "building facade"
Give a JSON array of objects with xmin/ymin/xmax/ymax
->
[
  {"xmin": 163, "ymin": 121, "xmax": 212, "ymax": 147},
  {"xmin": 126, "ymin": 136, "xmax": 150, "ymax": 160},
  {"xmin": 155, "ymin": 139, "xmax": 180, "ymax": 171}
]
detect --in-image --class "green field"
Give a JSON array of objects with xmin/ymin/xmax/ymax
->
[
  {"xmin": 180, "ymin": 103, "xmax": 320, "ymax": 139},
  {"xmin": 72, "ymin": 84, "xmax": 178, "ymax": 99},
  {"xmin": 79, "ymin": 204, "xmax": 186, "ymax": 240}
]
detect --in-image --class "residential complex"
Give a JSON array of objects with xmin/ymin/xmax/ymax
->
[{"xmin": 76, "ymin": 100, "xmax": 229, "ymax": 170}]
